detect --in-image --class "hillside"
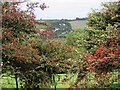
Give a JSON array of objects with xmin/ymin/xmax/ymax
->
[
  {"xmin": 36, "ymin": 20, "xmax": 73, "ymax": 38},
  {"xmin": 36, "ymin": 19, "xmax": 87, "ymax": 38},
  {"xmin": 69, "ymin": 19, "xmax": 87, "ymax": 30}
]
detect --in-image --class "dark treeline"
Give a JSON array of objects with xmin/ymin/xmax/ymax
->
[{"xmin": 37, "ymin": 17, "xmax": 88, "ymax": 22}]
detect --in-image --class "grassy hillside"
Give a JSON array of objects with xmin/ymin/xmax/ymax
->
[
  {"xmin": 69, "ymin": 20, "xmax": 87, "ymax": 30},
  {"xmin": 37, "ymin": 19, "xmax": 87, "ymax": 30}
]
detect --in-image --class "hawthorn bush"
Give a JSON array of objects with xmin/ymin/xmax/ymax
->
[
  {"xmin": 65, "ymin": 1, "xmax": 120, "ymax": 89},
  {"xmin": 2, "ymin": 1, "xmax": 47, "ymax": 88}
]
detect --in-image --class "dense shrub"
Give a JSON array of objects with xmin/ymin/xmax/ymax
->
[{"xmin": 67, "ymin": 1, "xmax": 120, "ymax": 89}]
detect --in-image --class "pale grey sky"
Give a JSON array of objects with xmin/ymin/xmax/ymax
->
[{"xmin": 22, "ymin": 0, "xmax": 118, "ymax": 20}]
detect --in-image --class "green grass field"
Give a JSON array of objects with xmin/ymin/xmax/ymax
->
[
  {"xmin": 1, "ymin": 72, "xmax": 120, "ymax": 89},
  {"xmin": 1, "ymin": 74, "xmax": 77, "ymax": 89},
  {"xmin": 69, "ymin": 20, "xmax": 87, "ymax": 30}
]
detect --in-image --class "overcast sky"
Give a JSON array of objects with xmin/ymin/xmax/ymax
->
[{"xmin": 23, "ymin": 0, "xmax": 118, "ymax": 20}]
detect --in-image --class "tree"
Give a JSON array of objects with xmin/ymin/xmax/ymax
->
[
  {"xmin": 2, "ymin": 1, "xmax": 47, "ymax": 88},
  {"xmin": 67, "ymin": 1, "xmax": 120, "ymax": 88}
]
